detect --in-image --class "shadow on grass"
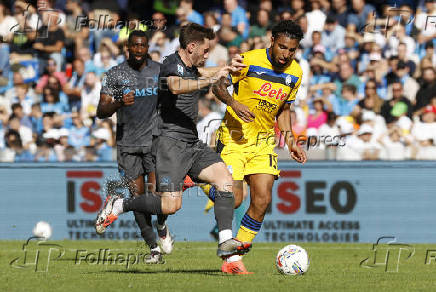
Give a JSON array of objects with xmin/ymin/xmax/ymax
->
[{"xmin": 94, "ymin": 268, "xmax": 227, "ymax": 276}]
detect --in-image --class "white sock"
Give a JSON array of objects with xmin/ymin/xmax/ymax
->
[
  {"xmin": 151, "ymin": 246, "xmax": 161, "ymax": 253},
  {"xmin": 218, "ymin": 229, "xmax": 232, "ymax": 244},
  {"xmin": 112, "ymin": 198, "xmax": 124, "ymax": 215},
  {"xmin": 226, "ymin": 255, "xmax": 242, "ymax": 263}
]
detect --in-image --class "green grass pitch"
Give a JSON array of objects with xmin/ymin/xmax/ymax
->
[{"xmin": 1, "ymin": 241, "xmax": 436, "ymax": 291}]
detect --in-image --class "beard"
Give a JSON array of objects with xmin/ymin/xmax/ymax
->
[{"xmin": 129, "ymin": 54, "xmax": 146, "ymax": 67}]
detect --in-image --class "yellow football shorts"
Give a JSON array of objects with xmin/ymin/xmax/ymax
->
[{"xmin": 218, "ymin": 141, "xmax": 280, "ymax": 181}]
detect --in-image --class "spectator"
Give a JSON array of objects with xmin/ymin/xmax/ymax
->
[
  {"xmin": 91, "ymin": 128, "xmax": 112, "ymax": 161},
  {"xmin": 34, "ymin": 140, "xmax": 57, "ymax": 162},
  {"xmin": 330, "ymin": 84, "xmax": 359, "ymax": 117},
  {"xmin": 387, "ymin": 61, "xmax": 419, "ymax": 104},
  {"xmin": 331, "ymin": 0, "xmax": 348, "ymax": 28},
  {"xmin": 35, "ymin": 59, "xmax": 67, "ymax": 95},
  {"xmin": 11, "ymin": 84, "xmax": 33, "ymax": 115},
  {"xmin": 381, "ymin": 81, "xmax": 412, "ymax": 125},
  {"xmin": 378, "ymin": 127, "xmax": 409, "ymax": 160},
  {"xmin": 347, "ymin": 0, "xmax": 375, "ymax": 31},
  {"xmin": 218, "ymin": 13, "xmax": 243, "ymax": 47},
  {"xmin": 81, "ymin": 71, "xmax": 101, "ymax": 119},
  {"xmin": 64, "ymin": 58, "xmax": 85, "ymax": 111},
  {"xmin": 77, "ymin": 47, "xmax": 97, "ymax": 73},
  {"xmin": 224, "ymin": 0, "xmax": 249, "ymax": 40},
  {"xmin": 197, "ymin": 98, "xmax": 222, "ymax": 146},
  {"xmin": 11, "ymin": 103, "xmax": 32, "ymax": 129},
  {"xmin": 0, "ymin": 1, "xmax": 17, "ymax": 78},
  {"xmin": 30, "ymin": 103, "xmax": 44, "ymax": 135},
  {"xmin": 95, "ymin": 48, "xmax": 117, "ymax": 77},
  {"xmin": 41, "ymin": 87, "xmax": 65, "ymax": 114},
  {"xmin": 321, "ymin": 15, "xmax": 345, "ymax": 54},
  {"xmin": 290, "ymin": 0, "xmax": 305, "ymax": 21},
  {"xmin": 411, "ymin": 105, "xmax": 436, "ymax": 144},
  {"xmin": 64, "ymin": 0, "xmax": 89, "ymax": 57},
  {"xmin": 33, "ymin": 11, "xmax": 66, "ymax": 74},
  {"xmin": 68, "ymin": 112, "xmax": 90, "ymax": 148},
  {"xmin": 4, "ymin": 129, "xmax": 34, "ymax": 162},
  {"xmin": 334, "ymin": 62, "xmax": 361, "ymax": 98},
  {"xmin": 149, "ymin": 50, "xmax": 161, "ymax": 62},
  {"xmin": 337, "ymin": 124, "xmax": 381, "ymax": 160},
  {"xmin": 177, "ymin": 0, "xmax": 203, "ymax": 25},
  {"xmin": 306, "ymin": 0, "xmax": 326, "ymax": 33},
  {"xmin": 53, "ymin": 128, "xmax": 69, "ymax": 161},
  {"xmin": 206, "ymin": 35, "xmax": 229, "ymax": 67},
  {"xmin": 8, "ymin": 115, "xmax": 33, "ymax": 149},
  {"xmin": 414, "ymin": 67, "xmax": 436, "ymax": 111},
  {"xmin": 249, "ymin": 9, "xmax": 269, "ymax": 38},
  {"xmin": 357, "ymin": 79, "xmax": 383, "ymax": 114},
  {"xmin": 307, "ymin": 98, "xmax": 328, "ymax": 130}
]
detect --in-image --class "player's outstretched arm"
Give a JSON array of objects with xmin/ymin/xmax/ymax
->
[
  {"xmin": 96, "ymin": 91, "xmax": 134, "ymax": 119},
  {"xmin": 277, "ymin": 103, "xmax": 307, "ymax": 164},
  {"xmin": 198, "ymin": 55, "xmax": 246, "ymax": 78},
  {"xmin": 212, "ymin": 76, "xmax": 255, "ymax": 123},
  {"xmin": 166, "ymin": 76, "xmax": 215, "ymax": 95}
]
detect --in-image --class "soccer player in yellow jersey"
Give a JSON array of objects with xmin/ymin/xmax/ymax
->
[{"xmin": 210, "ymin": 20, "xmax": 307, "ymax": 274}]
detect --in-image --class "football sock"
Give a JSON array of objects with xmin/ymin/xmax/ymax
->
[
  {"xmin": 133, "ymin": 211, "xmax": 158, "ymax": 249},
  {"xmin": 112, "ymin": 198, "xmax": 124, "ymax": 215},
  {"xmin": 226, "ymin": 213, "xmax": 262, "ymax": 263},
  {"xmin": 122, "ymin": 193, "xmax": 163, "ymax": 214},
  {"xmin": 200, "ymin": 184, "xmax": 216, "ymax": 202},
  {"xmin": 156, "ymin": 220, "xmax": 168, "ymax": 238},
  {"xmin": 237, "ymin": 213, "xmax": 262, "ymax": 243},
  {"xmin": 214, "ymin": 190, "xmax": 234, "ymax": 244}
]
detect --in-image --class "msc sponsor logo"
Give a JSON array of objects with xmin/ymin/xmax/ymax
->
[{"xmin": 134, "ymin": 87, "xmax": 158, "ymax": 97}]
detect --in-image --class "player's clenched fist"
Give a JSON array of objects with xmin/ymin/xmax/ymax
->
[{"xmin": 122, "ymin": 90, "xmax": 135, "ymax": 106}]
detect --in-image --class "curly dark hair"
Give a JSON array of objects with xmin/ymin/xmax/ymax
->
[{"xmin": 272, "ymin": 20, "xmax": 304, "ymax": 41}]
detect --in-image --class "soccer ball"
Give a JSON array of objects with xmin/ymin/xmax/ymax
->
[
  {"xmin": 276, "ymin": 244, "xmax": 309, "ymax": 275},
  {"xmin": 33, "ymin": 221, "xmax": 52, "ymax": 240}
]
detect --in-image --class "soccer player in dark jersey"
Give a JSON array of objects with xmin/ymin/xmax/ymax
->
[
  {"xmin": 95, "ymin": 23, "xmax": 252, "ymax": 260},
  {"xmin": 96, "ymin": 30, "xmax": 172, "ymax": 263}
]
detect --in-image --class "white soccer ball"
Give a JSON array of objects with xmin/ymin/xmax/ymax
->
[
  {"xmin": 276, "ymin": 244, "xmax": 309, "ymax": 275},
  {"xmin": 33, "ymin": 221, "xmax": 52, "ymax": 240}
]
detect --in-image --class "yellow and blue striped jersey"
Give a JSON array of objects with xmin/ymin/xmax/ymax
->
[{"xmin": 218, "ymin": 48, "xmax": 303, "ymax": 148}]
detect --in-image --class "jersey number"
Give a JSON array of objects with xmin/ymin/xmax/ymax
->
[{"xmin": 269, "ymin": 154, "xmax": 278, "ymax": 169}]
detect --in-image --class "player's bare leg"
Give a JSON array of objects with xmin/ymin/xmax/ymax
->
[
  {"xmin": 222, "ymin": 173, "xmax": 274, "ymax": 274},
  {"xmin": 197, "ymin": 162, "xmax": 252, "ymax": 258}
]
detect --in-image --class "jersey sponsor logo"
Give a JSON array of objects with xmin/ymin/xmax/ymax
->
[
  {"xmin": 255, "ymin": 99, "xmax": 278, "ymax": 113},
  {"xmin": 253, "ymin": 82, "xmax": 288, "ymax": 100},
  {"xmin": 134, "ymin": 87, "xmax": 158, "ymax": 97}
]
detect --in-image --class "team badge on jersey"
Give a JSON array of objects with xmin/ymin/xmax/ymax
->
[
  {"xmin": 285, "ymin": 75, "xmax": 293, "ymax": 87},
  {"xmin": 177, "ymin": 64, "xmax": 184, "ymax": 75}
]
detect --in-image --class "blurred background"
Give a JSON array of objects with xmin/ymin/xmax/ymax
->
[{"xmin": 0, "ymin": 0, "xmax": 435, "ymax": 162}]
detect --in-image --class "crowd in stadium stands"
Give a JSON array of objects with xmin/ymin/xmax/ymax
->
[{"xmin": 0, "ymin": 0, "xmax": 435, "ymax": 162}]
